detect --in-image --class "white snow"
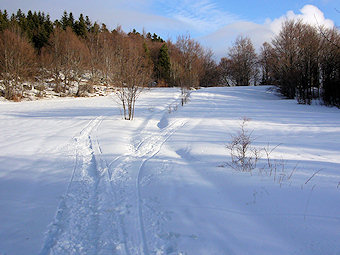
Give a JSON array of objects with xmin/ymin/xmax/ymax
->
[{"xmin": 0, "ymin": 86, "xmax": 339, "ymax": 255}]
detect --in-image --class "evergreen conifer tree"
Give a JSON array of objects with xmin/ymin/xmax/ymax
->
[
  {"xmin": 157, "ymin": 43, "xmax": 171, "ymax": 83},
  {"xmin": 0, "ymin": 10, "xmax": 10, "ymax": 31},
  {"xmin": 74, "ymin": 14, "xmax": 87, "ymax": 38},
  {"xmin": 68, "ymin": 12, "xmax": 74, "ymax": 29},
  {"xmin": 16, "ymin": 9, "xmax": 25, "ymax": 23},
  {"xmin": 85, "ymin": 16, "xmax": 92, "ymax": 32},
  {"xmin": 61, "ymin": 11, "xmax": 68, "ymax": 30}
]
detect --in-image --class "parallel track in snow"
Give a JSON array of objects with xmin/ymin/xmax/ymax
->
[
  {"xmin": 40, "ymin": 90, "xmax": 186, "ymax": 255},
  {"xmin": 135, "ymin": 119, "xmax": 187, "ymax": 255},
  {"xmin": 40, "ymin": 116, "xmax": 107, "ymax": 255},
  {"xmin": 91, "ymin": 118, "xmax": 131, "ymax": 255},
  {"xmin": 40, "ymin": 116, "xmax": 131, "ymax": 255}
]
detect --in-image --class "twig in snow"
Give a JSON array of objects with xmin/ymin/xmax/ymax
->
[
  {"xmin": 288, "ymin": 163, "xmax": 298, "ymax": 180},
  {"xmin": 305, "ymin": 169, "xmax": 322, "ymax": 185}
]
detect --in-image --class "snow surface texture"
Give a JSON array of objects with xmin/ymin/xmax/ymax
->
[{"xmin": 0, "ymin": 86, "xmax": 339, "ymax": 255}]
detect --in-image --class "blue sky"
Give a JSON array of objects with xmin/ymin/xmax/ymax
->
[{"xmin": 1, "ymin": 0, "xmax": 339, "ymax": 58}]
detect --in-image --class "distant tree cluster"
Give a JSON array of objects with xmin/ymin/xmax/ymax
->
[
  {"xmin": 1, "ymin": 9, "xmax": 339, "ymax": 108},
  {"xmin": 0, "ymin": 9, "xmax": 217, "ymax": 104},
  {"xmin": 266, "ymin": 20, "xmax": 340, "ymax": 107},
  {"xmin": 219, "ymin": 36, "xmax": 258, "ymax": 86},
  {"xmin": 219, "ymin": 20, "xmax": 340, "ymax": 107}
]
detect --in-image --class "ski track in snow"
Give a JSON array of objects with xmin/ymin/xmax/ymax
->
[
  {"xmin": 106, "ymin": 101, "xmax": 187, "ymax": 254},
  {"xmin": 40, "ymin": 92, "xmax": 186, "ymax": 255},
  {"xmin": 136, "ymin": 119, "xmax": 187, "ymax": 255},
  {"xmin": 40, "ymin": 116, "xmax": 119, "ymax": 255}
]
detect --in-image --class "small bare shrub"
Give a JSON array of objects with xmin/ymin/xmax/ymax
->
[
  {"xmin": 12, "ymin": 93, "xmax": 22, "ymax": 102},
  {"xmin": 226, "ymin": 117, "xmax": 297, "ymax": 186},
  {"xmin": 181, "ymin": 87, "xmax": 191, "ymax": 106},
  {"xmin": 261, "ymin": 155, "xmax": 297, "ymax": 186},
  {"xmin": 36, "ymin": 84, "xmax": 46, "ymax": 98},
  {"xmin": 76, "ymin": 83, "xmax": 93, "ymax": 97},
  {"xmin": 226, "ymin": 117, "xmax": 261, "ymax": 172},
  {"xmin": 168, "ymin": 103, "xmax": 178, "ymax": 114}
]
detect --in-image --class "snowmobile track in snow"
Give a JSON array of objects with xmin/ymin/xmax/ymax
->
[
  {"xmin": 135, "ymin": 119, "xmax": 187, "ymax": 255},
  {"xmin": 40, "ymin": 90, "xmax": 187, "ymax": 255},
  {"xmin": 40, "ymin": 116, "xmax": 123, "ymax": 255}
]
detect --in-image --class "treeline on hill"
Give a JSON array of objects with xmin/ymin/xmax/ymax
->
[
  {"xmin": 219, "ymin": 20, "xmax": 340, "ymax": 107},
  {"xmin": 262, "ymin": 20, "xmax": 340, "ymax": 107},
  {"xmin": 0, "ymin": 9, "xmax": 218, "ymax": 101},
  {"xmin": 0, "ymin": 10, "xmax": 339, "ymax": 107}
]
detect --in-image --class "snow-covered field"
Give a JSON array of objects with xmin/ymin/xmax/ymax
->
[{"xmin": 0, "ymin": 86, "xmax": 339, "ymax": 255}]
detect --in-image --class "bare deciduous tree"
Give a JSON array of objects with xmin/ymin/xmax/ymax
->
[
  {"xmin": 41, "ymin": 28, "xmax": 63, "ymax": 93},
  {"xmin": 168, "ymin": 35, "xmax": 207, "ymax": 104},
  {"xmin": 271, "ymin": 20, "xmax": 304, "ymax": 98},
  {"xmin": 174, "ymin": 35, "xmax": 205, "ymax": 88},
  {"xmin": 218, "ymin": 57, "xmax": 232, "ymax": 86},
  {"xmin": 99, "ymin": 29, "xmax": 119, "ymax": 86},
  {"xmin": 42, "ymin": 27, "xmax": 89, "ymax": 95},
  {"xmin": 319, "ymin": 27, "xmax": 340, "ymax": 107},
  {"xmin": 225, "ymin": 36, "xmax": 258, "ymax": 86},
  {"xmin": 85, "ymin": 23, "xmax": 103, "ymax": 85},
  {"xmin": 113, "ymin": 37, "xmax": 153, "ymax": 120},
  {"xmin": 199, "ymin": 49, "xmax": 220, "ymax": 87},
  {"xmin": 0, "ymin": 28, "xmax": 36, "ymax": 100},
  {"xmin": 258, "ymin": 42, "xmax": 275, "ymax": 85},
  {"xmin": 271, "ymin": 19, "xmax": 339, "ymax": 105}
]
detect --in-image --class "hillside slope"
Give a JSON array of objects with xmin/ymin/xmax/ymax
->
[{"xmin": 0, "ymin": 86, "xmax": 339, "ymax": 254}]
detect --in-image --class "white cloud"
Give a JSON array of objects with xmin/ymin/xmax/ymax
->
[
  {"xmin": 97, "ymin": 8, "xmax": 185, "ymax": 35},
  {"xmin": 199, "ymin": 21, "xmax": 273, "ymax": 60},
  {"xmin": 269, "ymin": 4, "xmax": 334, "ymax": 34},
  {"xmin": 158, "ymin": 0, "xmax": 240, "ymax": 36},
  {"xmin": 199, "ymin": 4, "xmax": 336, "ymax": 60},
  {"xmin": 84, "ymin": 0, "xmax": 240, "ymax": 40}
]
